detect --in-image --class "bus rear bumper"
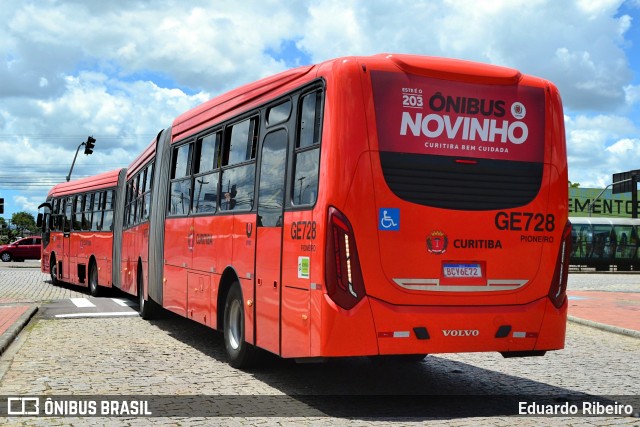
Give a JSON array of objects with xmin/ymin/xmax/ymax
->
[
  {"xmin": 368, "ymin": 296, "xmax": 567, "ymax": 355},
  {"xmin": 319, "ymin": 295, "xmax": 567, "ymax": 356}
]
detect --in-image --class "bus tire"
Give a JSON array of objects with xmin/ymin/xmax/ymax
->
[
  {"xmin": 50, "ymin": 256, "xmax": 59, "ymax": 286},
  {"xmin": 223, "ymin": 282, "xmax": 260, "ymax": 369},
  {"xmin": 88, "ymin": 261, "xmax": 100, "ymax": 297},
  {"xmin": 138, "ymin": 264, "xmax": 157, "ymax": 320}
]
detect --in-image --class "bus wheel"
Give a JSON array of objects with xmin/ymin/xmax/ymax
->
[
  {"xmin": 137, "ymin": 265, "xmax": 156, "ymax": 320},
  {"xmin": 223, "ymin": 282, "xmax": 259, "ymax": 369},
  {"xmin": 50, "ymin": 256, "xmax": 58, "ymax": 286},
  {"xmin": 88, "ymin": 262, "xmax": 100, "ymax": 297}
]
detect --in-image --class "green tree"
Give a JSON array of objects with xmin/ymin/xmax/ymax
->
[
  {"xmin": 11, "ymin": 212, "xmax": 37, "ymax": 237},
  {"xmin": 0, "ymin": 217, "xmax": 7, "ymax": 244}
]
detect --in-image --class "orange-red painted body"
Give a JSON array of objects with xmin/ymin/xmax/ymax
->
[
  {"xmin": 41, "ymin": 169, "xmax": 123, "ymax": 290},
  {"xmin": 42, "ymin": 54, "xmax": 569, "ymax": 360},
  {"xmin": 159, "ymin": 54, "xmax": 568, "ymax": 358}
]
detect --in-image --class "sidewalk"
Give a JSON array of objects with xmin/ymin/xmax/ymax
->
[
  {"xmin": 0, "ymin": 302, "xmax": 37, "ymax": 355},
  {"xmin": 567, "ymin": 290, "xmax": 640, "ymax": 338}
]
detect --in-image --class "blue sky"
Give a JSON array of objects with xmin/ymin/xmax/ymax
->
[{"xmin": 1, "ymin": 0, "xmax": 639, "ymax": 221}]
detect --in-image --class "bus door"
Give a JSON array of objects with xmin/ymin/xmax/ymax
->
[
  {"xmin": 255, "ymin": 130, "xmax": 288, "ymax": 354},
  {"xmin": 62, "ymin": 196, "xmax": 72, "ymax": 280}
]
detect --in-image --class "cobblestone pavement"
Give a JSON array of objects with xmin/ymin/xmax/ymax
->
[
  {"xmin": 0, "ymin": 267, "xmax": 638, "ymax": 425},
  {"xmin": 0, "ymin": 264, "xmax": 86, "ymax": 303}
]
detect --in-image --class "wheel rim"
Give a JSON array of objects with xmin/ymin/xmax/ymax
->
[
  {"xmin": 228, "ymin": 299, "xmax": 242, "ymax": 351},
  {"xmin": 138, "ymin": 276, "xmax": 145, "ymax": 312},
  {"xmin": 1, "ymin": 253, "xmax": 10, "ymax": 262},
  {"xmin": 90, "ymin": 267, "xmax": 97, "ymax": 293},
  {"xmin": 50, "ymin": 260, "xmax": 57, "ymax": 281}
]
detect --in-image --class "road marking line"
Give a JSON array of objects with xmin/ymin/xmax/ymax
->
[
  {"xmin": 70, "ymin": 298, "xmax": 95, "ymax": 308},
  {"xmin": 55, "ymin": 312, "xmax": 139, "ymax": 318},
  {"xmin": 112, "ymin": 298, "xmax": 136, "ymax": 307}
]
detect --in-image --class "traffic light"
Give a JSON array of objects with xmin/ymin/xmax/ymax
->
[
  {"xmin": 0, "ymin": 198, "xmax": 4, "ymax": 214},
  {"xmin": 83, "ymin": 136, "xmax": 96, "ymax": 155}
]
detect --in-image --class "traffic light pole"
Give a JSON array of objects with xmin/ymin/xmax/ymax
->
[
  {"xmin": 66, "ymin": 136, "xmax": 95, "ymax": 182},
  {"xmin": 66, "ymin": 142, "xmax": 84, "ymax": 182}
]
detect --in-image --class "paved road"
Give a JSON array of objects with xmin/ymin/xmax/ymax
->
[
  {"xmin": 0, "ymin": 267, "xmax": 638, "ymax": 425},
  {"xmin": 0, "ymin": 264, "xmax": 85, "ymax": 303}
]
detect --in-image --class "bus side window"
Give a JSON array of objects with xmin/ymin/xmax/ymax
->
[
  {"xmin": 138, "ymin": 168, "xmax": 147, "ymax": 222},
  {"xmin": 143, "ymin": 162, "xmax": 154, "ymax": 221},
  {"xmin": 124, "ymin": 182, "xmax": 131, "ymax": 227},
  {"xmin": 103, "ymin": 190, "xmax": 114, "ymax": 231},
  {"xmin": 193, "ymin": 133, "xmax": 220, "ymax": 214},
  {"xmin": 50, "ymin": 198, "xmax": 59, "ymax": 231},
  {"xmin": 224, "ymin": 117, "xmax": 258, "ymax": 166},
  {"xmin": 292, "ymin": 89, "xmax": 323, "ymax": 206},
  {"xmin": 92, "ymin": 192, "xmax": 103, "ymax": 231},
  {"xmin": 72, "ymin": 195, "xmax": 82, "ymax": 231},
  {"xmin": 219, "ymin": 118, "xmax": 258, "ymax": 212},
  {"xmin": 133, "ymin": 173, "xmax": 141, "ymax": 224},
  {"xmin": 258, "ymin": 130, "xmax": 288, "ymax": 226},
  {"xmin": 82, "ymin": 193, "xmax": 93, "ymax": 231},
  {"xmin": 220, "ymin": 165, "xmax": 255, "ymax": 212},
  {"xmin": 267, "ymin": 100, "xmax": 292, "ymax": 127},
  {"xmin": 63, "ymin": 197, "xmax": 72, "ymax": 233},
  {"xmin": 168, "ymin": 143, "xmax": 193, "ymax": 216}
]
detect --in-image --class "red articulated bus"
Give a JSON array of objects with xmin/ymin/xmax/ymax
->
[
  {"xmin": 42, "ymin": 54, "xmax": 570, "ymax": 368},
  {"xmin": 119, "ymin": 140, "xmax": 156, "ymax": 310},
  {"xmin": 39, "ymin": 169, "xmax": 126, "ymax": 296}
]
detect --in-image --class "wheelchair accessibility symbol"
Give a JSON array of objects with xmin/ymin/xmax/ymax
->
[{"xmin": 379, "ymin": 208, "xmax": 400, "ymax": 231}]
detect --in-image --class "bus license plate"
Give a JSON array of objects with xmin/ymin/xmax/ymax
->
[{"xmin": 443, "ymin": 263, "xmax": 482, "ymax": 278}]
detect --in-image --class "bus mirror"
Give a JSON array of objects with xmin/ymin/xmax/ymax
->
[{"xmin": 37, "ymin": 213, "xmax": 43, "ymax": 228}]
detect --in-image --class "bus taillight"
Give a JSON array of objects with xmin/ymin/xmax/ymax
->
[
  {"xmin": 549, "ymin": 221, "xmax": 572, "ymax": 308},
  {"xmin": 325, "ymin": 207, "xmax": 366, "ymax": 310}
]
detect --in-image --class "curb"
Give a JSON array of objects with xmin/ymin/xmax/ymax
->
[
  {"xmin": 0, "ymin": 305, "xmax": 38, "ymax": 356},
  {"xmin": 568, "ymin": 315, "xmax": 640, "ymax": 339}
]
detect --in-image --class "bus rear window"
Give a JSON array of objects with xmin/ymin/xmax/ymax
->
[{"xmin": 371, "ymin": 71, "xmax": 545, "ymax": 210}]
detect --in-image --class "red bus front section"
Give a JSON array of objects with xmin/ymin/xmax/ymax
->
[
  {"xmin": 305, "ymin": 55, "xmax": 568, "ymax": 358},
  {"xmin": 41, "ymin": 169, "xmax": 124, "ymax": 293}
]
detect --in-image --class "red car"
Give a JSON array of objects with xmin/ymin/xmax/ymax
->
[{"xmin": 0, "ymin": 237, "xmax": 42, "ymax": 262}]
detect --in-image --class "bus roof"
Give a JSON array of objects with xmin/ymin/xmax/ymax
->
[
  {"xmin": 127, "ymin": 138, "xmax": 157, "ymax": 178},
  {"xmin": 47, "ymin": 168, "xmax": 125, "ymax": 198},
  {"xmin": 380, "ymin": 53, "xmax": 523, "ymax": 84},
  {"xmin": 172, "ymin": 65, "xmax": 315, "ymax": 141},
  {"xmin": 170, "ymin": 53, "xmax": 547, "ymax": 143}
]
